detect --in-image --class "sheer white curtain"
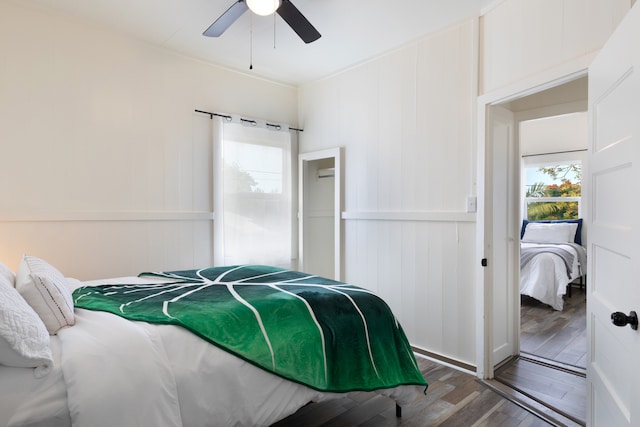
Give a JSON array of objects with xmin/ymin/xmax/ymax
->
[{"xmin": 213, "ymin": 116, "xmax": 296, "ymax": 268}]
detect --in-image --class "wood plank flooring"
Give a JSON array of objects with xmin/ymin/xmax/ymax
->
[
  {"xmin": 519, "ymin": 285, "xmax": 586, "ymax": 368},
  {"xmin": 272, "ymin": 356, "xmax": 552, "ymax": 427},
  {"xmin": 494, "ymin": 358, "xmax": 586, "ymax": 426},
  {"xmin": 493, "ymin": 283, "xmax": 588, "ymax": 426}
]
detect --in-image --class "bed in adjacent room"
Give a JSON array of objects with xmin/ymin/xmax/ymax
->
[
  {"xmin": 0, "ymin": 256, "xmax": 426, "ymax": 427},
  {"xmin": 519, "ymin": 219, "xmax": 587, "ymax": 311}
]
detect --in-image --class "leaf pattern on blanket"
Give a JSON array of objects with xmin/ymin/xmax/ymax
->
[{"xmin": 72, "ymin": 265, "xmax": 427, "ymax": 393}]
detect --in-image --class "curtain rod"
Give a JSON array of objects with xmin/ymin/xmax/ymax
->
[
  {"xmin": 522, "ymin": 148, "xmax": 587, "ymax": 158},
  {"xmin": 194, "ymin": 109, "xmax": 303, "ymax": 132}
]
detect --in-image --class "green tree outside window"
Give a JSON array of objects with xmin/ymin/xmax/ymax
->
[{"xmin": 525, "ymin": 164, "xmax": 581, "ymax": 220}]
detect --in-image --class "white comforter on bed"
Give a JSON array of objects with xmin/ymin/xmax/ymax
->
[
  {"xmin": 60, "ymin": 309, "xmax": 333, "ymax": 427},
  {"xmin": 520, "ymin": 243, "xmax": 585, "ymax": 311},
  {"xmin": 2, "ymin": 276, "xmax": 424, "ymax": 427}
]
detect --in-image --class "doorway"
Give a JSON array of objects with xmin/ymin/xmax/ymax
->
[
  {"xmin": 518, "ymin": 117, "xmax": 587, "ymax": 370},
  {"xmin": 298, "ymin": 148, "xmax": 343, "ymax": 280},
  {"xmin": 504, "ymin": 77, "xmax": 588, "ymax": 370},
  {"xmin": 479, "ymin": 75, "xmax": 589, "ymax": 372},
  {"xmin": 483, "ymin": 77, "xmax": 589, "ymax": 425}
]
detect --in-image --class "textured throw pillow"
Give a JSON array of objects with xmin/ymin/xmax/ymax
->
[
  {"xmin": 15, "ymin": 255, "xmax": 75, "ymax": 335},
  {"xmin": 0, "ymin": 273, "xmax": 53, "ymax": 377},
  {"xmin": 522, "ymin": 222, "xmax": 578, "ymax": 244},
  {"xmin": 0, "ymin": 261, "xmax": 15, "ymax": 287}
]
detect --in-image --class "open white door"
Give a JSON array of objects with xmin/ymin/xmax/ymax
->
[
  {"xmin": 587, "ymin": 3, "xmax": 640, "ymax": 426},
  {"xmin": 486, "ymin": 105, "xmax": 519, "ymax": 369}
]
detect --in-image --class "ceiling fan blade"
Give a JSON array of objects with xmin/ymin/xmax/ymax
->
[
  {"xmin": 276, "ymin": 0, "xmax": 321, "ymax": 44},
  {"xmin": 203, "ymin": 0, "xmax": 249, "ymax": 37}
]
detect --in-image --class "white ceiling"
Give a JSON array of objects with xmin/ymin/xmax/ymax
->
[{"xmin": 20, "ymin": 0, "xmax": 496, "ymax": 85}]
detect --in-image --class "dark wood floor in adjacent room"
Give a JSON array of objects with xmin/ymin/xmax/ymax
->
[
  {"xmin": 491, "ymin": 284, "xmax": 587, "ymax": 426},
  {"xmin": 519, "ymin": 286, "xmax": 587, "ymax": 368},
  {"xmin": 272, "ymin": 357, "xmax": 552, "ymax": 427}
]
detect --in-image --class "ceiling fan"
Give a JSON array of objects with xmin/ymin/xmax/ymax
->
[{"xmin": 203, "ymin": 0, "xmax": 321, "ymax": 44}]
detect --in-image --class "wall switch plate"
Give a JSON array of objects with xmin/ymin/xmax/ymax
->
[{"xmin": 466, "ymin": 196, "xmax": 477, "ymax": 213}]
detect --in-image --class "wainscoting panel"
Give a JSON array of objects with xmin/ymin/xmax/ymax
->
[{"xmin": 343, "ymin": 217, "xmax": 477, "ymax": 367}]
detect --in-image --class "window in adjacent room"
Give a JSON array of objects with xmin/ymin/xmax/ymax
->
[{"xmin": 524, "ymin": 162, "xmax": 581, "ymax": 220}]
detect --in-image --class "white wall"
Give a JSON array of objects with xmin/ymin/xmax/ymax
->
[
  {"xmin": 299, "ymin": 0, "xmax": 628, "ymax": 366},
  {"xmin": 480, "ymin": 0, "xmax": 630, "ymax": 94},
  {"xmin": 520, "ymin": 112, "xmax": 588, "ymax": 156},
  {"xmin": 0, "ymin": 2, "xmax": 298, "ymax": 279},
  {"xmin": 299, "ymin": 19, "xmax": 478, "ymax": 365}
]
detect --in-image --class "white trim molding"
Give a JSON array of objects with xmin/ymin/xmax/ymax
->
[
  {"xmin": 342, "ymin": 211, "xmax": 476, "ymax": 222},
  {"xmin": 0, "ymin": 211, "xmax": 215, "ymax": 222}
]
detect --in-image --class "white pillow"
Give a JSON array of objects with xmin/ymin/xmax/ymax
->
[
  {"xmin": 522, "ymin": 222, "xmax": 578, "ymax": 244},
  {"xmin": 15, "ymin": 255, "xmax": 75, "ymax": 335},
  {"xmin": 0, "ymin": 274, "xmax": 53, "ymax": 377},
  {"xmin": 0, "ymin": 261, "xmax": 15, "ymax": 287}
]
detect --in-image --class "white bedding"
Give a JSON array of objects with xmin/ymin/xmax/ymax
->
[
  {"xmin": 0, "ymin": 336, "xmax": 69, "ymax": 427},
  {"xmin": 1, "ymin": 276, "xmax": 424, "ymax": 427},
  {"xmin": 520, "ymin": 243, "xmax": 586, "ymax": 311}
]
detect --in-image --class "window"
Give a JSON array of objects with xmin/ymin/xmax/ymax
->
[
  {"xmin": 214, "ymin": 119, "xmax": 294, "ymax": 268},
  {"xmin": 524, "ymin": 162, "xmax": 581, "ymax": 220}
]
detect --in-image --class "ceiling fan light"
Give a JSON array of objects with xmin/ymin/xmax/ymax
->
[{"xmin": 246, "ymin": 0, "xmax": 281, "ymax": 16}]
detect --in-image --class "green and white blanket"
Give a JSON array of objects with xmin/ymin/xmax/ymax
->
[{"xmin": 72, "ymin": 265, "xmax": 427, "ymax": 393}]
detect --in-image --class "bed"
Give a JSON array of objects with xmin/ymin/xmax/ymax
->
[
  {"xmin": 519, "ymin": 219, "xmax": 587, "ymax": 311},
  {"xmin": 0, "ymin": 256, "xmax": 426, "ymax": 427}
]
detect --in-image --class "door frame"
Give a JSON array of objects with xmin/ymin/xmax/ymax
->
[
  {"xmin": 298, "ymin": 147, "xmax": 344, "ymax": 281},
  {"xmin": 475, "ymin": 55, "xmax": 595, "ymax": 379}
]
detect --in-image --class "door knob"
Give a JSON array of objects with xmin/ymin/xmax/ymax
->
[{"xmin": 611, "ymin": 311, "xmax": 638, "ymax": 330}]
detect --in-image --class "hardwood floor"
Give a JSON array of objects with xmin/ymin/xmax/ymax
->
[
  {"xmin": 272, "ymin": 356, "xmax": 552, "ymax": 427},
  {"xmin": 494, "ymin": 357, "xmax": 586, "ymax": 426},
  {"xmin": 491, "ymin": 283, "xmax": 588, "ymax": 426},
  {"xmin": 519, "ymin": 284, "xmax": 587, "ymax": 368}
]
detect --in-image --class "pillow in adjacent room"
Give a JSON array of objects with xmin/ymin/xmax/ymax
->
[
  {"xmin": 521, "ymin": 222, "xmax": 578, "ymax": 244},
  {"xmin": 0, "ymin": 271, "xmax": 53, "ymax": 377},
  {"xmin": 15, "ymin": 255, "xmax": 75, "ymax": 335},
  {"xmin": 521, "ymin": 219, "xmax": 583, "ymax": 245}
]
